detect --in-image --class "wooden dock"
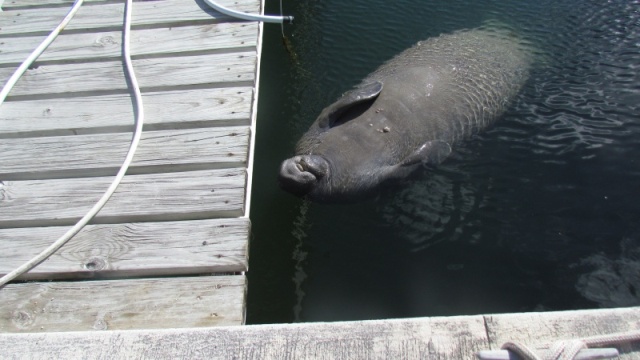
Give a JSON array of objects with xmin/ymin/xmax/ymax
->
[
  {"xmin": 2, "ymin": 2, "xmax": 640, "ymax": 359},
  {"xmin": 0, "ymin": 307, "xmax": 639, "ymax": 359},
  {"xmin": 0, "ymin": 0, "xmax": 262, "ymax": 331}
]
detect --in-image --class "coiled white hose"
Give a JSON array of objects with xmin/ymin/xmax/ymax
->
[{"xmin": 0, "ymin": 0, "xmax": 144, "ymax": 287}]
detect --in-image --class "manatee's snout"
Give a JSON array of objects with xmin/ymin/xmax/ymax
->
[{"xmin": 278, "ymin": 155, "xmax": 330, "ymax": 196}]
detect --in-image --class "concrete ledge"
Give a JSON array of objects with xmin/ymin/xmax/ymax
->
[{"xmin": 1, "ymin": 307, "xmax": 639, "ymax": 359}]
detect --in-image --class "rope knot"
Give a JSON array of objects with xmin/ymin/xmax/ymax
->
[
  {"xmin": 547, "ymin": 339, "xmax": 587, "ymax": 360},
  {"xmin": 501, "ymin": 339, "xmax": 587, "ymax": 360},
  {"xmin": 480, "ymin": 329, "xmax": 640, "ymax": 360}
]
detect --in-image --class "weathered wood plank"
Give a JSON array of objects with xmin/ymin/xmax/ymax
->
[
  {"xmin": 0, "ymin": 126, "xmax": 249, "ymax": 180},
  {"xmin": 0, "ymin": 275, "xmax": 246, "ymax": 332},
  {"xmin": 0, "ymin": 51, "xmax": 256, "ymax": 99},
  {"xmin": 0, "ymin": 87, "xmax": 253, "ymax": 138},
  {"xmin": 0, "ymin": 314, "xmax": 489, "ymax": 356},
  {"xmin": 2, "ymin": 308, "xmax": 640, "ymax": 358},
  {"xmin": 484, "ymin": 308, "xmax": 640, "ymax": 359},
  {"xmin": 0, "ymin": 218, "xmax": 249, "ymax": 280},
  {"xmin": 0, "ymin": 22, "xmax": 257, "ymax": 66},
  {"xmin": 0, "ymin": 168, "xmax": 246, "ymax": 228},
  {"xmin": 0, "ymin": 0, "xmax": 260, "ymax": 36},
  {"xmin": 2, "ymin": 0, "xmax": 115, "ymax": 10}
]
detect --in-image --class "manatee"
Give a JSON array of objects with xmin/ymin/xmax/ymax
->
[{"xmin": 279, "ymin": 26, "xmax": 531, "ymax": 202}]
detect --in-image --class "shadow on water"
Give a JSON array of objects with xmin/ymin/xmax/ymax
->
[{"xmin": 247, "ymin": 0, "xmax": 640, "ymax": 323}]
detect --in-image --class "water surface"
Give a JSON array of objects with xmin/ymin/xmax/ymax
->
[{"xmin": 247, "ymin": 0, "xmax": 640, "ymax": 323}]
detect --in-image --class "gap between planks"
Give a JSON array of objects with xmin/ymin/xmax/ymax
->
[
  {"xmin": 0, "ymin": 218, "xmax": 249, "ymax": 280},
  {"xmin": 3, "ymin": 312, "xmax": 490, "ymax": 356},
  {"xmin": 0, "ymin": 275, "xmax": 247, "ymax": 332},
  {"xmin": 0, "ymin": 0, "xmax": 261, "ymax": 37},
  {"xmin": 2, "ymin": 0, "xmax": 121, "ymax": 11},
  {"xmin": 0, "ymin": 52, "xmax": 256, "ymax": 100},
  {"xmin": 0, "ymin": 22, "xmax": 259, "ymax": 68},
  {"xmin": 0, "ymin": 168, "xmax": 247, "ymax": 228},
  {"xmin": 0, "ymin": 126, "xmax": 250, "ymax": 180},
  {"xmin": 0, "ymin": 87, "xmax": 254, "ymax": 138},
  {"xmin": 2, "ymin": 308, "xmax": 639, "ymax": 358},
  {"xmin": 0, "ymin": 0, "xmax": 259, "ymax": 337}
]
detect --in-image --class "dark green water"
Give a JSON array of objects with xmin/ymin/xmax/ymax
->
[{"xmin": 247, "ymin": 0, "xmax": 640, "ymax": 324}]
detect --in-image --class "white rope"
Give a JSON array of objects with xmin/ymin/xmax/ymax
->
[
  {"xmin": 499, "ymin": 341, "xmax": 541, "ymax": 360},
  {"xmin": 0, "ymin": 0, "xmax": 144, "ymax": 288},
  {"xmin": 582, "ymin": 330, "xmax": 640, "ymax": 348},
  {"xmin": 479, "ymin": 329, "xmax": 640, "ymax": 360}
]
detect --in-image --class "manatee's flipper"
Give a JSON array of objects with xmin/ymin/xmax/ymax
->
[
  {"xmin": 318, "ymin": 81, "xmax": 383, "ymax": 129},
  {"xmin": 400, "ymin": 140, "xmax": 452, "ymax": 166}
]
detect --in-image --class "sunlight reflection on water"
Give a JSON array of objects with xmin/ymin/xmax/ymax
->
[{"xmin": 247, "ymin": 0, "xmax": 640, "ymax": 324}]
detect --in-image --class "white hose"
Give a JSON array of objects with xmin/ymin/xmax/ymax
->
[
  {"xmin": 0, "ymin": 0, "xmax": 144, "ymax": 288},
  {"xmin": 203, "ymin": 0, "xmax": 293, "ymax": 23},
  {"xmin": 0, "ymin": 0, "xmax": 85, "ymax": 104}
]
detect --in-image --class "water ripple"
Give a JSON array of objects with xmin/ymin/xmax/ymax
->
[{"xmin": 252, "ymin": 0, "xmax": 640, "ymax": 321}]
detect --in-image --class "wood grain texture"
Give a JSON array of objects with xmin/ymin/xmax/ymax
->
[
  {"xmin": 0, "ymin": 51, "xmax": 256, "ymax": 99},
  {"xmin": 484, "ymin": 307, "xmax": 640, "ymax": 359},
  {"xmin": 0, "ymin": 0, "xmax": 259, "ymax": 338},
  {"xmin": 0, "ymin": 0, "xmax": 260, "ymax": 36},
  {"xmin": 2, "ymin": 0, "xmax": 112, "ymax": 10},
  {"xmin": 0, "ymin": 22, "xmax": 258, "ymax": 66},
  {"xmin": 0, "ymin": 87, "xmax": 253, "ymax": 138},
  {"xmin": 0, "ymin": 218, "xmax": 249, "ymax": 280},
  {"xmin": 0, "ymin": 126, "xmax": 249, "ymax": 180},
  {"xmin": 0, "ymin": 168, "xmax": 246, "ymax": 228},
  {"xmin": 0, "ymin": 314, "xmax": 490, "ymax": 357},
  {"xmin": 1, "ymin": 308, "xmax": 640, "ymax": 358},
  {"xmin": 0, "ymin": 275, "xmax": 246, "ymax": 332}
]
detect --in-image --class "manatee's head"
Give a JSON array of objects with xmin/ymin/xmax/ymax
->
[
  {"xmin": 278, "ymin": 81, "xmax": 389, "ymax": 202},
  {"xmin": 278, "ymin": 154, "xmax": 331, "ymax": 199},
  {"xmin": 278, "ymin": 148, "xmax": 405, "ymax": 203}
]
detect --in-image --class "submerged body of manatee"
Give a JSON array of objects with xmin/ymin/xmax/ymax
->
[
  {"xmin": 279, "ymin": 26, "xmax": 531, "ymax": 202},
  {"xmin": 247, "ymin": 0, "xmax": 640, "ymax": 323}
]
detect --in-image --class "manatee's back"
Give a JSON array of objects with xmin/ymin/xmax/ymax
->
[{"xmin": 365, "ymin": 27, "xmax": 531, "ymax": 143}]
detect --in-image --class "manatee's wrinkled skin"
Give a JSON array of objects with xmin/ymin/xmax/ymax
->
[{"xmin": 279, "ymin": 27, "xmax": 531, "ymax": 202}]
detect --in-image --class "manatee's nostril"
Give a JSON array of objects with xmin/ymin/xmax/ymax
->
[
  {"xmin": 294, "ymin": 156, "xmax": 329, "ymax": 179},
  {"xmin": 278, "ymin": 157, "xmax": 319, "ymax": 196},
  {"xmin": 298, "ymin": 157, "xmax": 308, "ymax": 168}
]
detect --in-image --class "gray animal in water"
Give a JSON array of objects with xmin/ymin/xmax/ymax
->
[{"xmin": 279, "ymin": 27, "xmax": 531, "ymax": 202}]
